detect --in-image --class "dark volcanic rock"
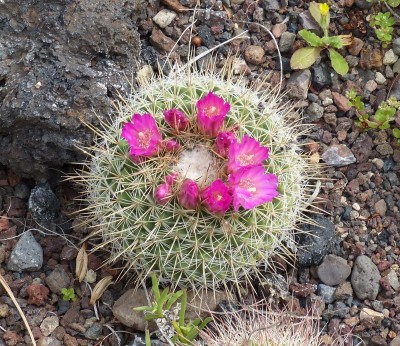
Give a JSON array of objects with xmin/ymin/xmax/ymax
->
[
  {"xmin": 0, "ymin": 0, "xmax": 143, "ymax": 180},
  {"xmin": 296, "ymin": 215, "xmax": 339, "ymax": 267}
]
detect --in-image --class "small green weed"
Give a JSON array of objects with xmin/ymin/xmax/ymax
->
[
  {"xmin": 134, "ymin": 274, "xmax": 211, "ymax": 345},
  {"xmin": 290, "ymin": 2, "xmax": 351, "ymax": 75},
  {"xmin": 60, "ymin": 287, "xmax": 76, "ymax": 302},
  {"xmin": 370, "ymin": 12, "xmax": 395, "ymax": 48},
  {"xmin": 346, "ymin": 88, "xmax": 400, "ymax": 144}
]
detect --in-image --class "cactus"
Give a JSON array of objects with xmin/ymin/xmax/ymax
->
[{"xmin": 76, "ymin": 59, "xmax": 319, "ymax": 292}]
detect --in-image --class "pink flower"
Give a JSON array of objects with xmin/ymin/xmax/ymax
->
[
  {"xmin": 164, "ymin": 139, "xmax": 180, "ymax": 152},
  {"xmin": 227, "ymin": 135, "xmax": 269, "ymax": 173},
  {"xmin": 166, "ymin": 172, "xmax": 179, "ymax": 186},
  {"xmin": 178, "ymin": 179, "xmax": 199, "ymax": 209},
  {"xmin": 201, "ymin": 180, "xmax": 232, "ymax": 214},
  {"xmin": 215, "ymin": 131, "xmax": 236, "ymax": 158},
  {"xmin": 163, "ymin": 109, "xmax": 189, "ymax": 132},
  {"xmin": 121, "ymin": 114, "xmax": 162, "ymax": 157},
  {"xmin": 154, "ymin": 183, "xmax": 172, "ymax": 205},
  {"xmin": 196, "ymin": 91, "xmax": 230, "ymax": 137},
  {"xmin": 228, "ymin": 166, "xmax": 279, "ymax": 211}
]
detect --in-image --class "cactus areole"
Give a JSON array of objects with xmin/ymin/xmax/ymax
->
[{"xmin": 79, "ymin": 65, "xmax": 317, "ymax": 291}]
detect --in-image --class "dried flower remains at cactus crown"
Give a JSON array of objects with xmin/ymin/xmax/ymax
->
[{"xmin": 121, "ymin": 91, "xmax": 279, "ymax": 214}]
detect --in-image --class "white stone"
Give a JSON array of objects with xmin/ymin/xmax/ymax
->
[
  {"xmin": 372, "ymin": 158, "xmax": 384, "ymax": 169},
  {"xmin": 375, "ymin": 72, "xmax": 386, "ymax": 85},
  {"xmin": 387, "ymin": 270, "xmax": 400, "ymax": 290},
  {"xmin": 322, "ymin": 97, "xmax": 333, "ymax": 106},
  {"xmin": 383, "ymin": 49, "xmax": 398, "ymax": 65},
  {"xmin": 352, "ymin": 203, "xmax": 360, "ymax": 211},
  {"xmin": 360, "ymin": 308, "xmax": 384, "ymax": 323},
  {"xmin": 153, "ymin": 9, "xmax": 177, "ymax": 29},
  {"xmin": 365, "ymin": 80, "xmax": 378, "ymax": 92},
  {"xmin": 40, "ymin": 316, "xmax": 59, "ymax": 337}
]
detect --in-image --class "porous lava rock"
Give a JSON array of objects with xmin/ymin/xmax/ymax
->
[{"xmin": 0, "ymin": 0, "xmax": 144, "ymax": 180}]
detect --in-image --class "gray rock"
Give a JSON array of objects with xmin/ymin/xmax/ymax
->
[
  {"xmin": 113, "ymin": 289, "xmax": 157, "ymax": 331},
  {"xmin": 299, "ymin": 11, "xmax": 322, "ymax": 34},
  {"xmin": 376, "ymin": 143, "xmax": 394, "ymax": 156},
  {"xmin": 152, "ymin": 9, "xmax": 176, "ymax": 29},
  {"xmin": 321, "ymin": 144, "xmax": 356, "ymax": 167},
  {"xmin": 333, "ymin": 301, "xmax": 349, "ymax": 318},
  {"xmin": 7, "ymin": 231, "xmax": 43, "ymax": 271},
  {"xmin": 259, "ymin": 0, "xmax": 280, "ymax": 10},
  {"xmin": 351, "ymin": 255, "xmax": 380, "ymax": 300},
  {"xmin": 279, "ymin": 32, "xmax": 296, "ymax": 53},
  {"xmin": 296, "ymin": 215, "xmax": 338, "ymax": 267},
  {"xmin": 40, "ymin": 316, "xmax": 59, "ymax": 337},
  {"xmin": 352, "ymin": 133, "xmax": 373, "ymax": 162},
  {"xmin": 286, "ymin": 70, "xmax": 311, "ymax": 99},
  {"xmin": 317, "ymin": 255, "xmax": 351, "ymax": 286},
  {"xmin": 0, "ymin": 0, "xmax": 143, "ymax": 180},
  {"xmin": 391, "ymin": 336, "xmax": 400, "ymax": 346},
  {"xmin": 317, "ymin": 284, "xmax": 336, "ymax": 304},
  {"xmin": 14, "ymin": 183, "xmax": 30, "ymax": 199},
  {"xmin": 198, "ymin": 25, "xmax": 216, "ymax": 49},
  {"xmin": 355, "ymin": 0, "xmax": 372, "ymax": 8},
  {"xmin": 84, "ymin": 322, "xmax": 103, "ymax": 340},
  {"xmin": 383, "ymin": 49, "xmax": 398, "ymax": 65},
  {"xmin": 37, "ymin": 337, "xmax": 62, "ymax": 346},
  {"xmin": 128, "ymin": 334, "xmax": 168, "ymax": 346},
  {"xmin": 28, "ymin": 183, "xmax": 60, "ymax": 227},
  {"xmin": 393, "ymin": 38, "xmax": 400, "ymax": 55},
  {"xmin": 305, "ymin": 103, "xmax": 324, "ymax": 122},
  {"xmin": 45, "ymin": 265, "xmax": 71, "ymax": 294},
  {"xmin": 311, "ymin": 63, "xmax": 332, "ymax": 90}
]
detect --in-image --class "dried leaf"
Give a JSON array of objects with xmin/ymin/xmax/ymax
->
[
  {"xmin": 161, "ymin": 0, "xmax": 188, "ymax": 12},
  {"xmin": 90, "ymin": 275, "xmax": 113, "ymax": 305},
  {"xmin": 75, "ymin": 243, "xmax": 88, "ymax": 282}
]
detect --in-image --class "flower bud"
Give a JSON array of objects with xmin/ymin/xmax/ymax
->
[
  {"xmin": 178, "ymin": 179, "xmax": 199, "ymax": 209},
  {"xmin": 154, "ymin": 183, "xmax": 172, "ymax": 205}
]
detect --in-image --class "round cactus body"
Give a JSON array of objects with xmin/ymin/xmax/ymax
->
[{"xmin": 78, "ymin": 62, "xmax": 318, "ymax": 291}]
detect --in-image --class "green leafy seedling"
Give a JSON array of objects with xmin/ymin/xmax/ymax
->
[
  {"xmin": 61, "ymin": 287, "xmax": 76, "ymax": 302},
  {"xmin": 133, "ymin": 274, "xmax": 183, "ymax": 320},
  {"xmin": 171, "ymin": 289, "xmax": 212, "ymax": 345},
  {"xmin": 393, "ymin": 128, "xmax": 400, "ymax": 145},
  {"xmin": 134, "ymin": 274, "xmax": 211, "ymax": 345},
  {"xmin": 347, "ymin": 89, "xmax": 400, "ymax": 145},
  {"xmin": 370, "ymin": 12, "xmax": 395, "ymax": 48},
  {"xmin": 290, "ymin": 2, "xmax": 351, "ymax": 75}
]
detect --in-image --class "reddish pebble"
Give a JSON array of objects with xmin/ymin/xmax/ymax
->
[{"xmin": 27, "ymin": 283, "xmax": 50, "ymax": 306}]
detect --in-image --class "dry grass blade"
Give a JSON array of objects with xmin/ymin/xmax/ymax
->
[
  {"xmin": 0, "ymin": 274, "xmax": 37, "ymax": 346},
  {"xmin": 76, "ymin": 242, "xmax": 88, "ymax": 282},
  {"xmin": 90, "ymin": 275, "xmax": 113, "ymax": 305}
]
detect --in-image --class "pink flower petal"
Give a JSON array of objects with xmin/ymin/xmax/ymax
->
[
  {"xmin": 227, "ymin": 135, "xmax": 269, "ymax": 173},
  {"xmin": 215, "ymin": 131, "xmax": 236, "ymax": 158},
  {"xmin": 201, "ymin": 180, "xmax": 232, "ymax": 214},
  {"xmin": 154, "ymin": 183, "xmax": 172, "ymax": 205},
  {"xmin": 163, "ymin": 109, "xmax": 189, "ymax": 132},
  {"xmin": 178, "ymin": 179, "xmax": 200, "ymax": 209},
  {"xmin": 166, "ymin": 172, "xmax": 179, "ymax": 186},
  {"xmin": 196, "ymin": 91, "xmax": 230, "ymax": 137},
  {"xmin": 228, "ymin": 166, "xmax": 278, "ymax": 211},
  {"xmin": 164, "ymin": 139, "xmax": 180, "ymax": 152},
  {"xmin": 121, "ymin": 114, "xmax": 162, "ymax": 157}
]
